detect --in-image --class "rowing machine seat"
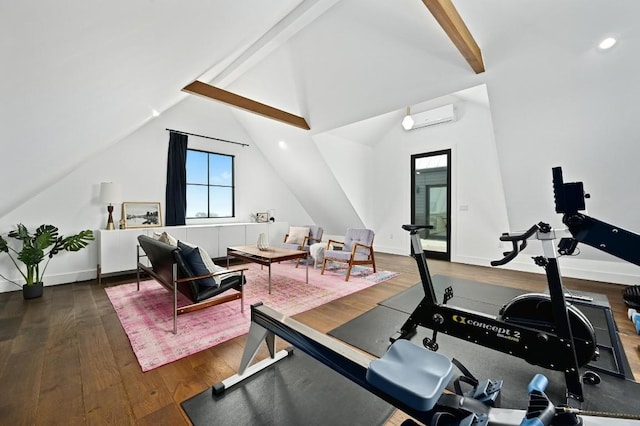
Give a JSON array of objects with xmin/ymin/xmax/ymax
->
[{"xmin": 366, "ymin": 339, "xmax": 453, "ymax": 411}]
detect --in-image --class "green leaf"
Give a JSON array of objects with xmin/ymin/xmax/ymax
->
[
  {"xmin": 17, "ymin": 245, "xmax": 45, "ymax": 266},
  {"xmin": 8, "ymin": 224, "xmax": 32, "ymax": 244},
  {"xmin": 0, "ymin": 236, "xmax": 8, "ymax": 253},
  {"xmin": 62, "ymin": 230, "xmax": 94, "ymax": 252},
  {"xmin": 34, "ymin": 227, "xmax": 57, "ymax": 251}
]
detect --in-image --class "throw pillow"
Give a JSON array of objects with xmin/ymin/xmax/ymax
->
[
  {"xmin": 285, "ymin": 226, "xmax": 310, "ymax": 245},
  {"xmin": 153, "ymin": 231, "xmax": 178, "ymax": 246},
  {"xmin": 199, "ymin": 247, "xmax": 236, "ymax": 286},
  {"xmin": 177, "ymin": 241, "xmax": 218, "ymax": 288}
]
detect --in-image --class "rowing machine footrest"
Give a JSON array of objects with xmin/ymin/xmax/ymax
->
[
  {"xmin": 468, "ymin": 379, "xmax": 503, "ymax": 407},
  {"xmin": 366, "ymin": 339, "xmax": 453, "ymax": 411}
]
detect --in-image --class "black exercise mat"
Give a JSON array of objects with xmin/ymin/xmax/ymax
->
[
  {"xmin": 380, "ymin": 275, "xmax": 527, "ymax": 313},
  {"xmin": 181, "ymin": 350, "xmax": 395, "ymax": 426},
  {"xmin": 329, "ymin": 306, "xmax": 640, "ymax": 414}
]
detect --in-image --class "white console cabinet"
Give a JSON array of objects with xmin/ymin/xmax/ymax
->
[{"xmin": 96, "ymin": 222, "xmax": 289, "ymax": 282}]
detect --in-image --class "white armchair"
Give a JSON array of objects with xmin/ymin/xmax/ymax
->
[{"xmin": 321, "ymin": 228, "xmax": 376, "ymax": 281}]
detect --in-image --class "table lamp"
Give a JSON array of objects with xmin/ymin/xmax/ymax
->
[{"xmin": 100, "ymin": 182, "xmax": 122, "ymax": 230}]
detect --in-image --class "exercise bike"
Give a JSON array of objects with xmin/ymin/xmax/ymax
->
[{"xmin": 391, "ymin": 221, "xmax": 599, "ymax": 406}]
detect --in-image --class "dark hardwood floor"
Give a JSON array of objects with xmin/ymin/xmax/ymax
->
[{"xmin": 0, "ymin": 253, "xmax": 638, "ymax": 425}]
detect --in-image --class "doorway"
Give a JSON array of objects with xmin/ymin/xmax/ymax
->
[{"xmin": 411, "ymin": 150, "xmax": 451, "ymax": 261}]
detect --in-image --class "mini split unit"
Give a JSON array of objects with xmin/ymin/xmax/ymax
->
[{"xmin": 402, "ymin": 104, "xmax": 456, "ymax": 131}]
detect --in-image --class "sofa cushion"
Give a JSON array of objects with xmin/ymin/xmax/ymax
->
[
  {"xmin": 177, "ymin": 241, "xmax": 219, "ymax": 288},
  {"xmin": 285, "ymin": 226, "xmax": 310, "ymax": 245},
  {"xmin": 153, "ymin": 231, "xmax": 178, "ymax": 246}
]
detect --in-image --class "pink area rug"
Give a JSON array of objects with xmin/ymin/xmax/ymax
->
[{"xmin": 105, "ymin": 262, "xmax": 399, "ymax": 371}]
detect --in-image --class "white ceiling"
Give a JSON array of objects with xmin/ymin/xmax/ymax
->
[{"xmin": 2, "ymin": 0, "xmax": 639, "ymax": 221}]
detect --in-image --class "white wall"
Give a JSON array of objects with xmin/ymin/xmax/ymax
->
[
  {"xmin": 313, "ymin": 132, "xmax": 374, "ymax": 229},
  {"xmin": 226, "ymin": 108, "xmax": 366, "ymax": 236},
  {"xmin": 476, "ymin": 5, "xmax": 640, "ymax": 284},
  {"xmin": 4, "ymin": 2, "xmax": 640, "ymax": 293},
  {"xmin": 369, "ymin": 90, "xmax": 510, "ymax": 265},
  {"xmin": 0, "ymin": 96, "xmax": 311, "ymax": 292}
]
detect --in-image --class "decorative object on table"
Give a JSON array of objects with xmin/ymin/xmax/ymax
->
[
  {"xmin": 256, "ymin": 233, "xmax": 270, "ymax": 251},
  {"xmin": 321, "ymin": 228, "xmax": 376, "ymax": 281},
  {"xmin": 100, "ymin": 182, "xmax": 122, "ymax": 230},
  {"xmin": 256, "ymin": 212, "xmax": 269, "ymax": 223},
  {"xmin": 0, "ymin": 224, "xmax": 94, "ymax": 299},
  {"xmin": 122, "ymin": 202, "xmax": 162, "ymax": 228}
]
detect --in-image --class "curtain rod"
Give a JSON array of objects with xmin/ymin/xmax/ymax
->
[{"xmin": 166, "ymin": 128, "xmax": 249, "ymax": 147}]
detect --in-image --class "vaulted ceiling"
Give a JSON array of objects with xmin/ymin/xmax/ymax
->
[{"xmin": 2, "ymin": 0, "xmax": 638, "ymax": 226}]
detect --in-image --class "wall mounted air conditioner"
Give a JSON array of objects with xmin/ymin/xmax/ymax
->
[{"xmin": 407, "ymin": 104, "xmax": 456, "ymax": 130}]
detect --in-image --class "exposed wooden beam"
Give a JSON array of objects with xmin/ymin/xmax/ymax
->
[
  {"xmin": 182, "ymin": 81, "xmax": 310, "ymax": 130},
  {"xmin": 422, "ymin": 0, "xmax": 485, "ymax": 74}
]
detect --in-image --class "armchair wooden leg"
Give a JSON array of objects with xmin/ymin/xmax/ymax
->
[
  {"xmin": 321, "ymin": 259, "xmax": 328, "ymax": 275},
  {"xmin": 345, "ymin": 261, "xmax": 355, "ymax": 281}
]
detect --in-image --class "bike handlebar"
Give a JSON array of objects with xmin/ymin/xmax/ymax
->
[
  {"xmin": 490, "ymin": 224, "xmax": 542, "ymax": 266},
  {"xmin": 402, "ymin": 224, "xmax": 434, "ymax": 233}
]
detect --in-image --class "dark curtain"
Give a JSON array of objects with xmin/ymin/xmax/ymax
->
[{"xmin": 165, "ymin": 132, "xmax": 188, "ymax": 226}]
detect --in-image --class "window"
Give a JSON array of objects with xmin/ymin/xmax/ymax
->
[{"xmin": 186, "ymin": 149, "xmax": 234, "ymax": 218}]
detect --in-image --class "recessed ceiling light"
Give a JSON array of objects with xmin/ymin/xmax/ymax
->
[
  {"xmin": 151, "ymin": 109, "xmax": 160, "ymax": 117},
  {"xmin": 278, "ymin": 140, "xmax": 288, "ymax": 150},
  {"xmin": 598, "ymin": 37, "xmax": 617, "ymax": 50}
]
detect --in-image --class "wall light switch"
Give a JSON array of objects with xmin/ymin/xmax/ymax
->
[{"xmin": 459, "ymin": 205, "xmax": 469, "ymax": 211}]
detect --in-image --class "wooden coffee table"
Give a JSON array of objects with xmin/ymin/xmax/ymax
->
[{"xmin": 227, "ymin": 245, "xmax": 308, "ymax": 294}]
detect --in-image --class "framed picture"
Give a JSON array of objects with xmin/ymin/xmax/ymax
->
[
  {"xmin": 256, "ymin": 212, "xmax": 269, "ymax": 223},
  {"xmin": 122, "ymin": 202, "xmax": 162, "ymax": 228}
]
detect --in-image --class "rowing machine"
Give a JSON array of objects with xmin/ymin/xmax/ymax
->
[{"xmin": 216, "ymin": 303, "xmax": 633, "ymax": 425}]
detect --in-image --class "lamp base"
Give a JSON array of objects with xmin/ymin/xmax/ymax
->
[{"xmin": 106, "ymin": 204, "xmax": 115, "ymax": 230}]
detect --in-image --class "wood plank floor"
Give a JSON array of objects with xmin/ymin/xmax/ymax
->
[{"xmin": 0, "ymin": 253, "xmax": 638, "ymax": 425}]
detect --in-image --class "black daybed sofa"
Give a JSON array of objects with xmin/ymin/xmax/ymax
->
[{"xmin": 136, "ymin": 235, "xmax": 247, "ymax": 334}]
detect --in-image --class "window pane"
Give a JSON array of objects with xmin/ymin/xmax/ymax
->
[
  {"xmin": 209, "ymin": 154, "xmax": 232, "ymax": 186},
  {"xmin": 209, "ymin": 186, "xmax": 232, "ymax": 217},
  {"xmin": 186, "ymin": 185, "xmax": 208, "ymax": 218},
  {"xmin": 186, "ymin": 150, "xmax": 208, "ymax": 184},
  {"xmin": 185, "ymin": 149, "xmax": 234, "ymax": 219}
]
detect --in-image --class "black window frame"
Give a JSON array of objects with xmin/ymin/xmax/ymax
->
[{"xmin": 185, "ymin": 148, "xmax": 235, "ymax": 219}]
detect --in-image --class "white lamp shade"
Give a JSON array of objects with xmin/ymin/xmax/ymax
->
[{"xmin": 100, "ymin": 182, "xmax": 122, "ymax": 204}]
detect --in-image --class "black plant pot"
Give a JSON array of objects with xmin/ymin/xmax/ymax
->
[{"xmin": 23, "ymin": 282, "xmax": 44, "ymax": 299}]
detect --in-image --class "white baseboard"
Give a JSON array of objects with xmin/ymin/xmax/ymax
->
[
  {"xmin": 376, "ymin": 248, "xmax": 637, "ymax": 288},
  {"xmin": 452, "ymin": 255, "xmax": 635, "ymax": 287},
  {"xmin": 375, "ymin": 245, "xmax": 407, "ymax": 256},
  {"xmin": 0, "ymin": 269, "xmax": 97, "ymax": 294}
]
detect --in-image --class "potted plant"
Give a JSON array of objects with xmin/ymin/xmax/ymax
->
[{"xmin": 0, "ymin": 224, "xmax": 94, "ymax": 299}]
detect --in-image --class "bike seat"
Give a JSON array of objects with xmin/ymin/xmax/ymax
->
[
  {"xmin": 402, "ymin": 224, "xmax": 434, "ymax": 232},
  {"xmin": 366, "ymin": 339, "xmax": 453, "ymax": 411}
]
